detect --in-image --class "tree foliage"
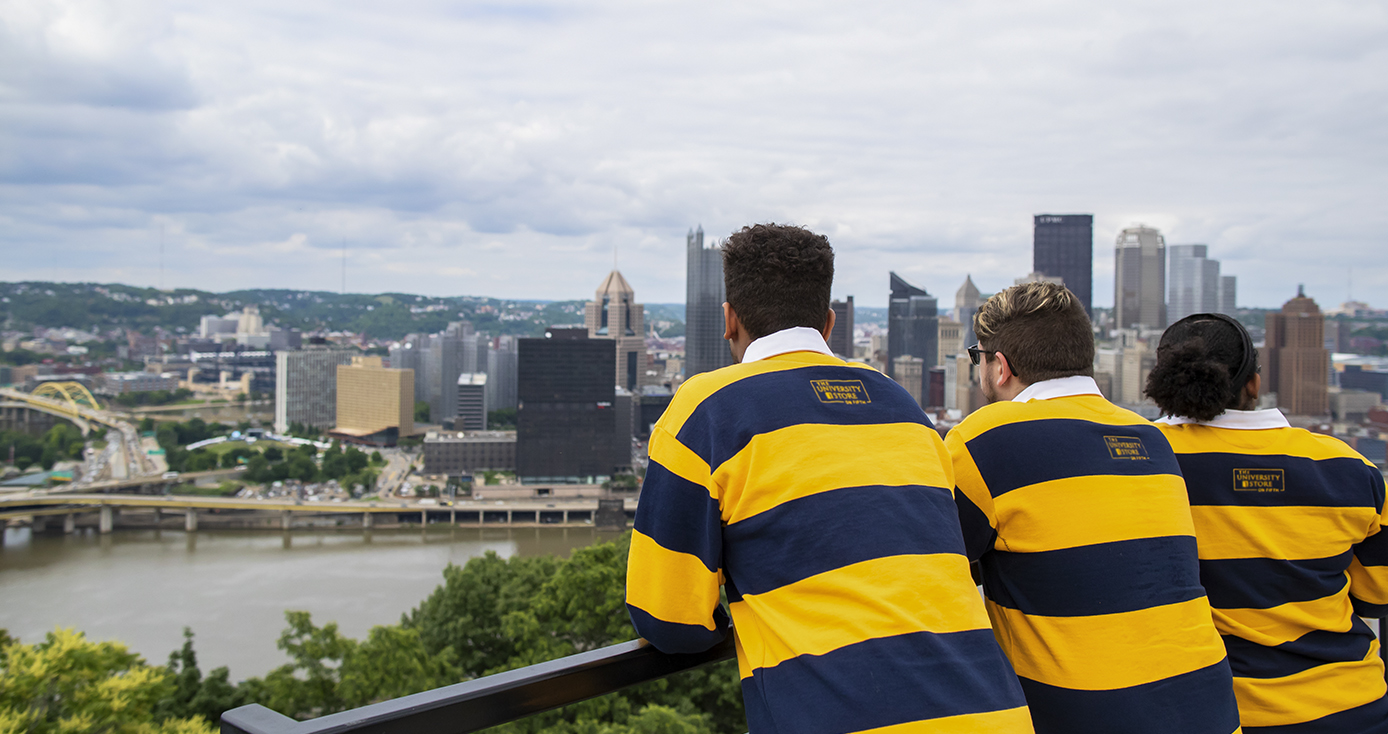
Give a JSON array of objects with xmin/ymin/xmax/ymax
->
[{"xmin": 0, "ymin": 628, "xmax": 214, "ymax": 734}]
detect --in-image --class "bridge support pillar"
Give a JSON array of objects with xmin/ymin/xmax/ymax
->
[
  {"xmin": 450, "ymin": 509, "xmax": 455, "ymax": 525},
  {"xmin": 99, "ymin": 506, "xmax": 113, "ymax": 534},
  {"xmin": 363, "ymin": 512, "xmax": 372, "ymax": 529},
  {"xmin": 32, "ymin": 516, "xmax": 47, "ymax": 533},
  {"xmin": 506, "ymin": 510, "xmax": 512, "ymax": 524},
  {"xmin": 280, "ymin": 511, "xmax": 292, "ymax": 530},
  {"xmin": 185, "ymin": 511, "xmax": 198, "ymax": 532},
  {"xmin": 563, "ymin": 510, "xmax": 569, "ymax": 524},
  {"xmin": 421, "ymin": 510, "xmax": 428, "ymax": 526},
  {"xmin": 64, "ymin": 514, "xmax": 75, "ymax": 534}
]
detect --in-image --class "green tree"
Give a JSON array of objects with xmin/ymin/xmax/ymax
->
[
  {"xmin": 414, "ymin": 401, "xmax": 431, "ymax": 423},
  {"xmin": 157, "ymin": 629, "xmax": 247, "ymax": 726},
  {"xmin": 403, "ymin": 552, "xmax": 561, "ymax": 675},
  {"xmin": 0, "ymin": 628, "xmax": 214, "ymax": 734},
  {"xmin": 263, "ymin": 446, "xmax": 284, "ymax": 462}
]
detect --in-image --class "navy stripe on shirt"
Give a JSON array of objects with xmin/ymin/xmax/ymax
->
[
  {"xmin": 722, "ymin": 484, "xmax": 964, "ymax": 598},
  {"xmin": 676, "ymin": 366, "xmax": 931, "ymax": 470},
  {"xmin": 1178, "ymin": 453, "xmax": 1382, "ymax": 509},
  {"xmin": 633, "ymin": 459, "xmax": 721, "ymax": 573},
  {"xmin": 1018, "ymin": 658, "xmax": 1241, "ymax": 734},
  {"xmin": 1223, "ymin": 621, "xmax": 1376, "ymax": 679},
  {"xmin": 741, "ymin": 628, "xmax": 1027, "ymax": 734},
  {"xmin": 626, "ymin": 604, "xmax": 728, "ymax": 655},
  {"xmin": 981, "ymin": 535, "xmax": 1205, "ymax": 617},
  {"xmin": 1199, "ymin": 553, "xmax": 1352, "ymax": 611},
  {"xmin": 965, "ymin": 419, "xmax": 1182, "ymax": 498}
]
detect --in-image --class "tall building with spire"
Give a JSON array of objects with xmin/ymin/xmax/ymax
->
[
  {"xmin": 685, "ymin": 225, "xmax": 733, "ymax": 377},
  {"xmin": 1115, "ymin": 225, "xmax": 1167, "ymax": 329},
  {"xmin": 584, "ymin": 270, "xmax": 647, "ymax": 392},
  {"xmin": 887, "ymin": 272, "xmax": 938, "ymax": 379},
  {"xmin": 955, "ymin": 275, "xmax": 981, "ymax": 346},
  {"xmin": 1033, "ymin": 214, "xmax": 1093, "ymax": 315},
  {"xmin": 1262, "ymin": 286, "xmax": 1329, "ymax": 416}
]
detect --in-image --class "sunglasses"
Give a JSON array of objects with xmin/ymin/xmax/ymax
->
[{"xmin": 967, "ymin": 344, "xmax": 986, "ymax": 365}]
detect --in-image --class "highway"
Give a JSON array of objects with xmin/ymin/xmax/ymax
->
[{"xmin": 0, "ymin": 386, "xmax": 160, "ymax": 485}]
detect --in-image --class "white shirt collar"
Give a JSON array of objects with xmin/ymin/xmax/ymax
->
[
  {"xmin": 1012, "ymin": 375, "xmax": 1104, "ymax": 403},
  {"xmin": 741, "ymin": 326, "xmax": 835, "ymax": 363},
  {"xmin": 1155, "ymin": 408, "xmax": 1291, "ymax": 430}
]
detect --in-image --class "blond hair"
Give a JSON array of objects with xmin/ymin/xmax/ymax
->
[{"xmin": 973, "ymin": 282, "xmax": 1093, "ymax": 382}]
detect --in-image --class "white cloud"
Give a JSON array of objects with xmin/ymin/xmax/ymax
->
[{"xmin": 1, "ymin": 0, "xmax": 1385, "ymax": 309}]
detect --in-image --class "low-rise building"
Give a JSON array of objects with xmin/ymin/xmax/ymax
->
[
  {"xmin": 422, "ymin": 430, "xmax": 517, "ymax": 476},
  {"xmin": 101, "ymin": 371, "xmax": 180, "ymax": 394}
]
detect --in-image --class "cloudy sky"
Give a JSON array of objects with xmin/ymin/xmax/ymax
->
[{"xmin": 2, "ymin": 0, "xmax": 1385, "ymax": 309}]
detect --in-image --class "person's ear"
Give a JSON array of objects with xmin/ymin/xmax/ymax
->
[
  {"xmin": 820, "ymin": 309, "xmax": 836, "ymax": 343},
  {"xmin": 722, "ymin": 303, "xmax": 738, "ymax": 341},
  {"xmin": 993, "ymin": 352, "xmax": 1015, "ymax": 386}
]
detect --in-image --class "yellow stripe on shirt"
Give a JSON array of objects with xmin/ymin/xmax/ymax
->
[
  {"xmin": 626, "ymin": 529, "xmax": 722, "ymax": 630},
  {"xmin": 986, "ymin": 595, "xmax": 1227, "ymax": 690},
  {"xmin": 1191, "ymin": 505, "xmax": 1378, "ymax": 561},
  {"xmin": 1234, "ymin": 640, "xmax": 1387, "ymax": 729},
  {"xmin": 731, "ymin": 554, "xmax": 990, "ymax": 672},
  {"xmin": 994, "ymin": 474, "xmax": 1195, "ymax": 553},
  {"xmin": 718, "ymin": 421, "xmax": 952, "ymax": 525}
]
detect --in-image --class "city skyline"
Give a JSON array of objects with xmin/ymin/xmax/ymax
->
[{"xmin": 1, "ymin": 2, "xmax": 1384, "ymax": 310}]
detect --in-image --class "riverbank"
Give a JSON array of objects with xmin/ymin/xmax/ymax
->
[{"xmin": 0, "ymin": 524, "xmax": 617, "ymax": 680}]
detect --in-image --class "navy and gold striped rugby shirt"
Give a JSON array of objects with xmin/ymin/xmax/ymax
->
[
  {"xmin": 947, "ymin": 378, "xmax": 1241, "ymax": 734},
  {"xmin": 1158, "ymin": 409, "xmax": 1388, "ymax": 733},
  {"xmin": 627, "ymin": 339, "xmax": 1033, "ymax": 734}
]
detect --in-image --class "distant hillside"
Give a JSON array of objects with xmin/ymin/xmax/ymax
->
[{"xmin": 0, "ymin": 282, "xmax": 691, "ymax": 341}]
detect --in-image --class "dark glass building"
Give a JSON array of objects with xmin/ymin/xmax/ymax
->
[
  {"xmin": 685, "ymin": 225, "xmax": 734, "ymax": 378},
  {"xmin": 887, "ymin": 272, "xmax": 938, "ymax": 378},
  {"xmin": 829, "ymin": 296, "xmax": 855, "ymax": 358},
  {"xmin": 1033, "ymin": 214, "xmax": 1094, "ymax": 315},
  {"xmin": 516, "ymin": 334, "xmax": 618, "ymax": 483}
]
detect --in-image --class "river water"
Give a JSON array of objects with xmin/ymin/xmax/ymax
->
[{"xmin": 0, "ymin": 525, "xmax": 617, "ymax": 680}]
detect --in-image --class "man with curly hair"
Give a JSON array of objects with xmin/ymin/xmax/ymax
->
[
  {"xmin": 626, "ymin": 224, "xmax": 1033, "ymax": 734},
  {"xmin": 947, "ymin": 281, "xmax": 1240, "ymax": 734}
]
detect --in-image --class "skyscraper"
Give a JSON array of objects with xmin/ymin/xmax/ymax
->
[
  {"xmin": 1167, "ymin": 244, "xmax": 1222, "ymax": 324},
  {"xmin": 485, "ymin": 336, "xmax": 518, "ymax": 412},
  {"xmin": 1262, "ymin": 287, "xmax": 1329, "ymax": 416},
  {"xmin": 1115, "ymin": 225, "xmax": 1167, "ymax": 329},
  {"xmin": 955, "ymin": 275, "xmax": 981, "ymax": 346},
  {"xmin": 455, "ymin": 373, "xmax": 487, "ymax": 431},
  {"xmin": 584, "ymin": 269, "xmax": 647, "ymax": 392},
  {"xmin": 685, "ymin": 226, "xmax": 733, "ymax": 377},
  {"xmin": 1218, "ymin": 276, "xmax": 1237, "ymax": 316},
  {"xmin": 887, "ymin": 272, "xmax": 938, "ymax": 378},
  {"xmin": 274, "ymin": 347, "xmax": 356, "ymax": 433},
  {"xmin": 516, "ymin": 333, "xmax": 618, "ymax": 483},
  {"xmin": 828, "ymin": 296, "xmax": 855, "ymax": 358},
  {"xmin": 1034, "ymin": 214, "xmax": 1093, "ymax": 315}
]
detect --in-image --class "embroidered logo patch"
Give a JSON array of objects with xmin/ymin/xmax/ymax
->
[
  {"xmin": 811, "ymin": 379, "xmax": 871, "ymax": 405},
  {"xmin": 1234, "ymin": 468, "xmax": 1285, "ymax": 492},
  {"xmin": 1104, "ymin": 435, "xmax": 1150, "ymax": 460}
]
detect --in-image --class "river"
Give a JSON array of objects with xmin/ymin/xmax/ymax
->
[{"xmin": 0, "ymin": 525, "xmax": 618, "ymax": 680}]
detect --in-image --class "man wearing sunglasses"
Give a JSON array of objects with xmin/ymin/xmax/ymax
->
[{"xmin": 947, "ymin": 281, "xmax": 1239, "ymax": 734}]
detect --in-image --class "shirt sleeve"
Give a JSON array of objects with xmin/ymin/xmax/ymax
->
[
  {"xmin": 626, "ymin": 424, "xmax": 729, "ymax": 653},
  {"xmin": 1348, "ymin": 464, "xmax": 1388, "ymax": 618},
  {"xmin": 944, "ymin": 427, "xmax": 1000, "ymax": 563}
]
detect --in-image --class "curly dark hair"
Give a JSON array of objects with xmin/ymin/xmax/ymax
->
[
  {"xmin": 1146, "ymin": 315, "xmax": 1259, "ymax": 421},
  {"xmin": 721, "ymin": 224, "xmax": 834, "ymax": 340}
]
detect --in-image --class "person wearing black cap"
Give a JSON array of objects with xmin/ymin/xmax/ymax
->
[{"xmin": 1148, "ymin": 312, "xmax": 1388, "ymax": 733}]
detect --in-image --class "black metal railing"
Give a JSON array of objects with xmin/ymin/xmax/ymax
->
[{"xmin": 220, "ymin": 635, "xmax": 736, "ymax": 734}]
